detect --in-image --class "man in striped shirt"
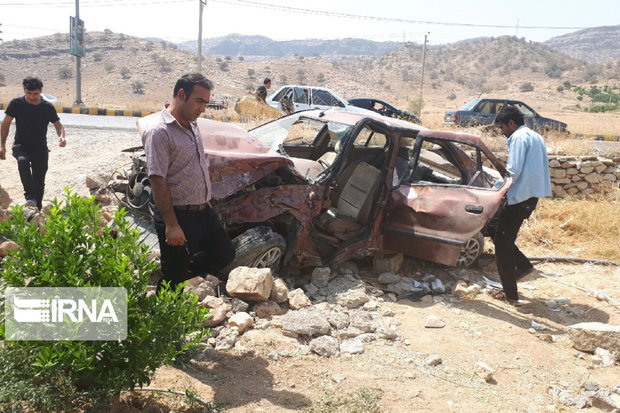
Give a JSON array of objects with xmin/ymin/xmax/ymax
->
[{"xmin": 143, "ymin": 73, "xmax": 235, "ymax": 289}]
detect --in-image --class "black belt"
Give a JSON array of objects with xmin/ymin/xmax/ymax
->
[{"xmin": 174, "ymin": 203, "xmax": 209, "ymax": 211}]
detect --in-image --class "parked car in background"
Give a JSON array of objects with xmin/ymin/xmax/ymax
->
[
  {"xmin": 130, "ymin": 108, "xmax": 511, "ymax": 273},
  {"xmin": 266, "ymin": 85, "xmax": 348, "ymax": 114},
  {"xmin": 443, "ymin": 98, "xmax": 568, "ymax": 133},
  {"xmin": 41, "ymin": 93, "xmax": 59, "ymax": 105},
  {"xmin": 348, "ymin": 97, "xmax": 421, "ymax": 124}
]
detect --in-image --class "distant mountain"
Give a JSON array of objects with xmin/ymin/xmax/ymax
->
[
  {"xmin": 544, "ymin": 25, "xmax": 620, "ymax": 64},
  {"xmin": 177, "ymin": 33, "xmax": 405, "ymax": 58}
]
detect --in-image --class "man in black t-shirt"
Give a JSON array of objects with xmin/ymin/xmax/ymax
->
[
  {"xmin": 1, "ymin": 77, "xmax": 66, "ymax": 209},
  {"xmin": 253, "ymin": 77, "xmax": 271, "ymax": 104}
]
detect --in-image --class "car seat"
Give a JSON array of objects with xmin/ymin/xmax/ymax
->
[{"xmin": 317, "ymin": 160, "xmax": 381, "ymax": 240}]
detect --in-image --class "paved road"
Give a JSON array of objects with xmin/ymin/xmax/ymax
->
[{"xmin": 1, "ymin": 110, "xmax": 139, "ymax": 131}]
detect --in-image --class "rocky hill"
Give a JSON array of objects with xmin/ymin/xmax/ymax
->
[
  {"xmin": 177, "ymin": 33, "xmax": 403, "ymax": 58},
  {"xmin": 0, "ymin": 31, "xmax": 618, "ymax": 118},
  {"xmin": 544, "ymin": 25, "xmax": 620, "ymax": 64}
]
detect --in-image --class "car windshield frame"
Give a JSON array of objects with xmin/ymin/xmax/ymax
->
[
  {"xmin": 248, "ymin": 112, "xmax": 353, "ymax": 151},
  {"xmin": 459, "ymin": 98, "xmax": 481, "ymax": 111}
]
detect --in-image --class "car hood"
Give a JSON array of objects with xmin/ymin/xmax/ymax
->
[{"xmin": 137, "ymin": 113, "xmax": 301, "ymax": 200}]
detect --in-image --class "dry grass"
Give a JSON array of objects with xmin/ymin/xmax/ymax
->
[{"xmin": 519, "ymin": 191, "xmax": 620, "ymax": 262}]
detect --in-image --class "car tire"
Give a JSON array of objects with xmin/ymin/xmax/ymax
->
[
  {"xmin": 225, "ymin": 226, "xmax": 286, "ymax": 273},
  {"xmin": 456, "ymin": 232, "xmax": 484, "ymax": 268}
]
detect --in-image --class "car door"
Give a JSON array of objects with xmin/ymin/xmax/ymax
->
[
  {"xmin": 292, "ymin": 87, "xmax": 311, "ymax": 111},
  {"xmin": 383, "ymin": 135, "xmax": 510, "ymax": 266},
  {"xmin": 312, "ymin": 89, "xmax": 346, "ymax": 110},
  {"xmin": 471, "ymin": 100, "xmax": 498, "ymax": 125}
]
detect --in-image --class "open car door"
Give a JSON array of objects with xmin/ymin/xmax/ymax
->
[{"xmin": 383, "ymin": 131, "xmax": 511, "ymax": 266}]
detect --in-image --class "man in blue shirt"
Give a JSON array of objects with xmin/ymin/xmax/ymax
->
[{"xmin": 491, "ymin": 105, "xmax": 551, "ymax": 303}]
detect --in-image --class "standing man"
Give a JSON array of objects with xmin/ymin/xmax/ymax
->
[
  {"xmin": 1, "ymin": 77, "xmax": 66, "ymax": 209},
  {"xmin": 142, "ymin": 73, "xmax": 235, "ymax": 290},
  {"xmin": 253, "ymin": 77, "xmax": 271, "ymax": 104},
  {"xmin": 491, "ymin": 105, "xmax": 551, "ymax": 303}
]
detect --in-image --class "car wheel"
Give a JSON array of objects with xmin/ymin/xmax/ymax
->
[
  {"xmin": 226, "ymin": 226, "xmax": 286, "ymax": 273},
  {"xmin": 456, "ymin": 232, "xmax": 484, "ymax": 267}
]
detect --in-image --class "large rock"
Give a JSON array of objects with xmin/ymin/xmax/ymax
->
[
  {"xmin": 0, "ymin": 185, "xmax": 11, "ymax": 209},
  {"xmin": 373, "ymin": 253, "xmax": 403, "ymax": 273},
  {"xmin": 226, "ymin": 266, "xmax": 274, "ymax": 301},
  {"xmin": 288, "ymin": 288, "xmax": 311, "ymax": 309},
  {"xmin": 281, "ymin": 307, "xmax": 331, "ymax": 337},
  {"xmin": 253, "ymin": 301, "xmax": 285, "ymax": 319},
  {"xmin": 270, "ymin": 278, "xmax": 290, "ymax": 303},
  {"xmin": 228, "ymin": 312, "xmax": 254, "ymax": 334},
  {"xmin": 568, "ymin": 322, "xmax": 620, "ymax": 353},
  {"xmin": 311, "ymin": 267, "xmax": 331, "ymax": 288},
  {"xmin": 309, "ymin": 335, "xmax": 339, "ymax": 357},
  {"xmin": 0, "ymin": 240, "xmax": 20, "ymax": 257}
]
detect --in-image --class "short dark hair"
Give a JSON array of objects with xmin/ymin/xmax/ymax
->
[
  {"xmin": 173, "ymin": 73, "xmax": 214, "ymax": 101},
  {"xmin": 22, "ymin": 77, "xmax": 43, "ymax": 91},
  {"xmin": 495, "ymin": 105, "xmax": 524, "ymax": 126},
  {"xmin": 263, "ymin": 77, "xmax": 271, "ymax": 85}
]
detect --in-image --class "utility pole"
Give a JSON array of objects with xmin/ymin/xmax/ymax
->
[
  {"xmin": 417, "ymin": 33, "xmax": 428, "ymax": 117},
  {"xmin": 74, "ymin": 0, "xmax": 83, "ymax": 105},
  {"xmin": 197, "ymin": 0, "xmax": 206, "ymax": 72}
]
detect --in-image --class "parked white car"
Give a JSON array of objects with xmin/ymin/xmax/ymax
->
[{"xmin": 266, "ymin": 85, "xmax": 348, "ymax": 114}]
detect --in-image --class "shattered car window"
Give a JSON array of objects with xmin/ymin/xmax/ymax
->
[
  {"xmin": 402, "ymin": 138, "xmax": 504, "ymax": 189},
  {"xmin": 249, "ymin": 114, "xmax": 352, "ymax": 152}
]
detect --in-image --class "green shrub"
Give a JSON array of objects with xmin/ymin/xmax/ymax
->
[
  {"xmin": 0, "ymin": 191, "xmax": 207, "ymax": 410},
  {"xmin": 519, "ymin": 82, "xmax": 534, "ymax": 92}
]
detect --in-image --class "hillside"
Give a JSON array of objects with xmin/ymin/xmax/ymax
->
[
  {"xmin": 177, "ymin": 33, "xmax": 403, "ymax": 58},
  {"xmin": 0, "ymin": 31, "xmax": 619, "ymax": 134},
  {"xmin": 544, "ymin": 25, "xmax": 620, "ymax": 64}
]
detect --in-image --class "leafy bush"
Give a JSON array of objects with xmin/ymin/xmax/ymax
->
[
  {"xmin": 247, "ymin": 68, "xmax": 256, "ymax": 78},
  {"xmin": 132, "ymin": 80, "xmax": 145, "ymax": 94},
  {"xmin": 519, "ymin": 82, "xmax": 534, "ymax": 92},
  {"xmin": 0, "ymin": 191, "xmax": 207, "ymax": 410},
  {"xmin": 447, "ymin": 92, "xmax": 457, "ymax": 100},
  {"xmin": 120, "ymin": 67, "xmax": 130, "ymax": 79},
  {"xmin": 58, "ymin": 66, "xmax": 73, "ymax": 79}
]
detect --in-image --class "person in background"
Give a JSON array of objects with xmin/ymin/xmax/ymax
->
[
  {"xmin": 253, "ymin": 77, "xmax": 272, "ymax": 104},
  {"xmin": 1, "ymin": 77, "xmax": 66, "ymax": 209},
  {"xmin": 141, "ymin": 73, "xmax": 235, "ymax": 290},
  {"xmin": 490, "ymin": 105, "xmax": 551, "ymax": 304}
]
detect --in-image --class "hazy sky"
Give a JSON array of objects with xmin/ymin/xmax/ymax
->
[{"xmin": 1, "ymin": 0, "xmax": 618, "ymax": 46}]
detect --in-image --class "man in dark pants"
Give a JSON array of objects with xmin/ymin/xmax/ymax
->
[
  {"xmin": 491, "ymin": 106, "xmax": 551, "ymax": 303},
  {"xmin": 1, "ymin": 77, "xmax": 66, "ymax": 209},
  {"xmin": 142, "ymin": 73, "xmax": 235, "ymax": 290}
]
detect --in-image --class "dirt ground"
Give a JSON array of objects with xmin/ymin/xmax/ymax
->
[{"xmin": 1, "ymin": 124, "xmax": 619, "ymax": 412}]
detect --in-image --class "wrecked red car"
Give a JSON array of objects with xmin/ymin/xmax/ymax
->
[{"xmin": 129, "ymin": 108, "xmax": 511, "ymax": 272}]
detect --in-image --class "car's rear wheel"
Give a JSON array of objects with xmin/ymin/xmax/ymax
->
[
  {"xmin": 456, "ymin": 232, "xmax": 484, "ymax": 267},
  {"xmin": 225, "ymin": 226, "xmax": 286, "ymax": 273}
]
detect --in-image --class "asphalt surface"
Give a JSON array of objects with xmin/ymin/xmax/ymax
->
[{"xmin": 1, "ymin": 110, "xmax": 139, "ymax": 131}]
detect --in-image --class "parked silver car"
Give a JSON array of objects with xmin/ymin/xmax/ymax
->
[{"xmin": 266, "ymin": 85, "xmax": 348, "ymax": 114}]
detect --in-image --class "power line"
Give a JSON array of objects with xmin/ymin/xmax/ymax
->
[
  {"xmin": 210, "ymin": 0, "xmax": 590, "ymax": 31},
  {"xmin": 1, "ymin": 0, "xmax": 590, "ymax": 31}
]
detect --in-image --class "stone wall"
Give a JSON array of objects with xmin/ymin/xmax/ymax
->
[{"xmin": 549, "ymin": 156, "xmax": 620, "ymax": 197}]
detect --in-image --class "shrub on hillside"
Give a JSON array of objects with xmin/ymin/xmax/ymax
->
[
  {"xmin": 58, "ymin": 66, "xmax": 73, "ymax": 79},
  {"xmin": 0, "ymin": 191, "xmax": 207, "ymax": 410},
  {"xmin": 132, "ymin": 80, "xmax": 145, "ymax": 94},
  {"xmin": 519, "ymin": 82, "xmax": 534, "ymax": 92}
]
